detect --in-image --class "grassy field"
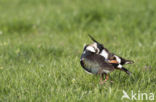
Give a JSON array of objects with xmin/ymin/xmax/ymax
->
[{"xmin": 0, "ymin": 0, "xmax": 156, "ymax": 101}]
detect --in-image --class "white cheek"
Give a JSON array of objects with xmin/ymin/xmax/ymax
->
[
  {"xmin": 93, "ymin": 43, "xmax": 99, "ymax": 53},
  {"xmin": 100, "ymin": 50, "xmax": 109, "ymax": 59},
  {"xmin": 86, "ymin": 46, "xmax": 95, "ymax": 52},
  {"xmin": 115, "ymin": 55, "xmax": 121, "ymax": 63}
]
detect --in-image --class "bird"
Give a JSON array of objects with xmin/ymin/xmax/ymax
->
[
  {"xmin": 80, "ymin": 35, "xmax": 134, "ymax": 84},
  {"xmin": 88, "ymin": 35, "xmax": 134, "ymax": 75},
  {"xmin": 80, "ymin": 45, "xmax": 115, "ymax": 84}
]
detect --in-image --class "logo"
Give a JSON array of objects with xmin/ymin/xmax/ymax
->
[{"xmin": 121, "ymin": 90, "xmax": 154, "ymax": 100}]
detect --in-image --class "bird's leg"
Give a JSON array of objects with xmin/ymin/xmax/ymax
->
[
  {"xmin": 100, "ymin": 73, "xmax": 109, "ymax": 84},
  {"xmin": 108, "ymin": 75, "xmax": 114, "ymax": 83},
  {"xmin": 103, "ymin": 74, "xmax": 109, "ymax": 82},
  {"xmin": 99, "ymin": 73, "xmax": 104, "ymax": 84}
]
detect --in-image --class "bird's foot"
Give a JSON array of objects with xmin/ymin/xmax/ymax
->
[
  {"xmin": 99, "ymin": 80, "xmax": 108, "ymax": 85},
  {"xmin": 110, "ymin": 80, "xmax": 114, "ymax": 83},
  {"xmin": 100, "ymin": 81, "xmax": 105, "ymax": 85}
]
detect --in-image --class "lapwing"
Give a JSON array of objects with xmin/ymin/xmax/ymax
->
[
  {"xmin": 88, "ymin": 35, "xmax": 134, "ymax": 75},
  {"xmin": 80, "ymin": 35, "xmax": 134, "ymax": 84}
]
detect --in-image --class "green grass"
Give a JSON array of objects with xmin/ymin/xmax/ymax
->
[{"xmin": 0, "ymin": 0, "xmax": 156, "ymax": 101}]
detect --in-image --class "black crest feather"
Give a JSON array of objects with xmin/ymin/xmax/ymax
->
[{"xmin": 88, "ymin": 34, "xmax": 99, "ymax": 43}]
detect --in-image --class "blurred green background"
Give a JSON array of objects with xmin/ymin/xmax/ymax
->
[{"xmin": 0, "ymin": 0, "xmax": 156, "ymax": 102}]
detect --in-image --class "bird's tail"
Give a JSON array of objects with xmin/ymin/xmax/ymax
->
[{"xmin": 125, "ymin": 60, "xmax": 134, "ymax": 64}]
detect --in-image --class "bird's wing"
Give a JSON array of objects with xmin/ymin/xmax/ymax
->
[{"xmin": 84, "ymin": 53, "xmax": 114, "ymax": 72}]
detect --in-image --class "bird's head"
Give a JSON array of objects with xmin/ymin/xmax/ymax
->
[
  {"xmin": 88, "ymin": 34, "xmax": 105, "ymax": 54},
  {"xmin": 83, "ymin": 43, "xmax": 99, "ymax": 53}
]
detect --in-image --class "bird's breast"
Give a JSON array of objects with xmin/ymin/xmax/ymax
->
[{"xmin": 80, "ymin": 58, "xmax": 100, "ymax": 74}]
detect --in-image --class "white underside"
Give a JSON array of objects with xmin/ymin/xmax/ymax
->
[
  {"xmin": 83, "ymin": 68, "xmax": 110, "ymax": 74},
  {"xmin": 84, "ymin": 70, "xmax": 93, "ymax": 74}
]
